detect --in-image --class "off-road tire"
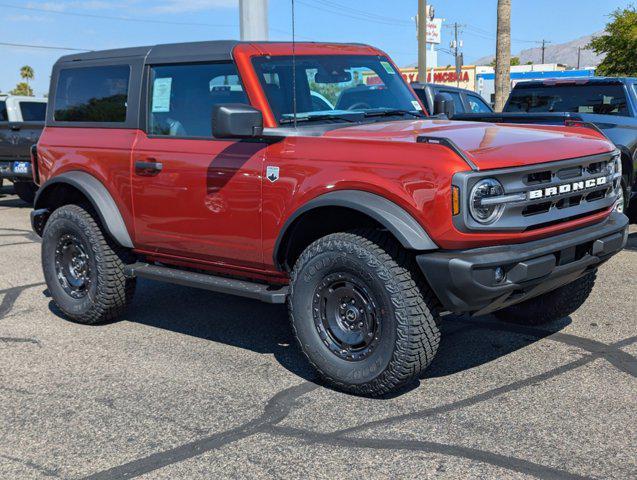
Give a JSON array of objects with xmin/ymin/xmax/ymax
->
[
  {"xmin": 288, "ymin": 230, "xmax": 440, "ymax": 396},
  {"xmin": 42, "ymin": 204, "xmax": 136, "ymax": 324},
  {"xmin": 495, "ymin": 271, "xmax": 597, "ymax": 325},
  {"xmin": 13, "ymin": 181, "xmax": 37, "ymax": 205}
]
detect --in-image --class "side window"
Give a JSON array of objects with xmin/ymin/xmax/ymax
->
[
  {"xmin": 54, "ymin": 66, "xmax": 129, "ymax": 122},
  {"xmin": 0, "ymin": 100, "xmax": 7, "ymax": 121},
  {"xmin": 466, "ymin": 94, "xmax": 492, "ymax": 113},
  {"xmin": 148, "ymin": 62, "xmax": 248, "ymax": 138},
  {"xmin": 440, "ymin": 90, "xmax": 465, "ymax": 113},
  {"xmin": 20, "ymin": 102, "xmax": 47, "ymax": 121}
]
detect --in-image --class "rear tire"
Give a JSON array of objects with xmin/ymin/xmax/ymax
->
[
  {"xmin": 494, "ymin": 271, "xmax": 596, "ymax": 325},
  {"xmin": 288, "ymin": 230, "xmax": 440, "ymax": 396},
  {"xmin": 42, "ymin": 204, "xmax": 136, "ymax": 325},
  {"xmin": 13, "ymin": 181, "xmax": 37, "ymax": 205}
]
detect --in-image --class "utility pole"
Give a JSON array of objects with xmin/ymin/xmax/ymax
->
[
  {"xmin": 417, "ymin": 0, "xmax": 427, "ymax": 82},
  {"xmin": 540, "ymin": 39, "xmax": 551, "ymax": 64},
  {"xmin": 239, "ymin": 0, "xmax": 269, "ymax": 41},
  {"xmin": 450, "ymin": 22, "xmax": 463, "ymax": 86},
  {"xmin": 577, "ymin": 46, "xmax": 581, "ymax": 69}
]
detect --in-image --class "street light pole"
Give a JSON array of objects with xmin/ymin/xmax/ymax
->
[
  {"xmin": 239, "ymin": 0, "xmax": 269, "ymax": 41},
  {"xmin": 417, "ymin": 0, "xmax": 427, "ymax": 82}
]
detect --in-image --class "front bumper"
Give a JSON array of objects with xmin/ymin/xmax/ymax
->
[
  {"xmin": 417, "ymin": 212, "xmax": 629, "ymax": 316},
  {"xmin": 0, "ymin": 160, "xmax": 32, "ymax": 180}
]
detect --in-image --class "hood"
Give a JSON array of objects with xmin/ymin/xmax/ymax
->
[{"xmin": 321, "ymin": 119, "xmax": 615, "ymax": 170}]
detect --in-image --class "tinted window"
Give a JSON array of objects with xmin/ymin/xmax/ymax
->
[
  {"xmin": 505, "ymin": 84, "xmax": 629, "ymax": 116},
  {"xmin": 466, "ymin": 94, "xmax": 492, "ymax": 112},
  {"xmin": 413, "ymin": 89, "xmax": 430, "ymax": 114},
  {"xmin": 148, "ymin": 62, "xmax": 247, "ymax": 137},
  {"xmin": 20, "ymin": 101, "xmax": 47, "ymax": 121},
  {"xmin": 54, "ymin": 65, "xmax": 130, "ymax": 122},
  {"xmin": 0, "ymin": 100, "xmax": 6, "ymax": 121},
  {"xmin": 439, "ymin": 90, "xmax": 465, "ymax": 113}
]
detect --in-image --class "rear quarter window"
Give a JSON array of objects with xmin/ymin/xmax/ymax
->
[
  {"xmin": 0, "ymin": 100, "xmax": 7, "ymax": 121},
  {"xmin": 19, "ymin": 101, "xmax": 47, "ymax": 121},
  {"xmin": 53, "ymin": 65, "xmax": 130, "ymax": 122}
]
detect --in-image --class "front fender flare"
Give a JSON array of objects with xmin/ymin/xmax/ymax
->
[
  {"xmin": 34, "ymin": 171, "xmax": 134, "ymax": 248},
  {"xmin": 274, "ymin": 190, "xmax": 438, "ymax": 265}
]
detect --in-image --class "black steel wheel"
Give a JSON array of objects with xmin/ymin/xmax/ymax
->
[
  {"xmin": 289, "ymin": 230, "xmax": 440, "ymax": 397},
  {"xmin": 54, "ymin": 233, "xmax": 92, "ymax": 299},
  {"xmin": 313, "ymin": 272, "xmax": 382, "ymax": 362}
]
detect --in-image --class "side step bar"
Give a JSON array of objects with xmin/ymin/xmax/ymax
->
[{"xmin": 124, "ymin": 263, "xmax": 288, "ymax": 304}]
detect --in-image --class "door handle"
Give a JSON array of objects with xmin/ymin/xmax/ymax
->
[{"xmin": 135, "ymin": 159, "xmax": 163, "ymax": 176}]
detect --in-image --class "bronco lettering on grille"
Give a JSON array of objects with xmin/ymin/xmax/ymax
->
[{"xmin": 528, "ymin": 176, "xmax": 607, "ymax": 200}]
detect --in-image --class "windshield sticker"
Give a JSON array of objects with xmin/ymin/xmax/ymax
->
[
  {"xmin": 411, "ymin": 100, "xmax": 423, "ymax": 111},
  {"xmin": 152, "ymin": 77, "xmax": 172, "ymax": 113},
  {"xmin": 380, "ymin": 61, "xmax": 396, "ymax": 75}
]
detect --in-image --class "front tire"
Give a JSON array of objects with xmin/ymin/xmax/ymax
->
[
  {"xmin": 42, "ymin": 204, "xmax": 136, "ymax": 324},
  {"xmin": 288, "ymin": 231, "xmax": 440, "ymax": 396},
  {"xmin": 495, "ymin": 271, "xmax": 596, "ymax": 325}
]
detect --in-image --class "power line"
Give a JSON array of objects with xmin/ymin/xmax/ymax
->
[
  {"xmin": 297, "ymin": 0, "xmax": 411, "ymax": 26},
  {"xmin": 0, "ymin": 2, "xmax": 237, "ymax": 28},
  {"xmin": 0, "ymin": 41, "xmax": 89, "ymax": 51},
  {"xmin": 0, "ymin": 2, "xmax": 313, "ymax": 42}
]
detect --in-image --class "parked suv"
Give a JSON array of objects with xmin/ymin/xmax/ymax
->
[
  {"xmin": 31, "ymin": 41, "xmax": 628, "ymax": 396},
  {"xmin": 0, "ymin": 95, "xmax": 46, "ymax": 203},
  {"xmin": 411, "ymin": 82, "xmax": 493, "ymax": 116}
]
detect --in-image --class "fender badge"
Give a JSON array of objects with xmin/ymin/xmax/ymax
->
[{"xmin": 266, "ymin": 166, "xmax": 280, "ymax": 183}]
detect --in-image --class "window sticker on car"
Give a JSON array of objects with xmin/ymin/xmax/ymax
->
[
  {"xmin": 411, "ymin": 100, "xmax": 422, "ymax": 111},
  {"xmin": 380, "ymin": 61, "xmax": 395, "ymax": 74},
  {"xmin": 152, "ymin": 77, "xmax": 172, "ymax": 113}
]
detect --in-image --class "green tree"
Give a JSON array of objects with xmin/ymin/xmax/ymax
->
[
  {"xmin": 20, "ymin": 65, "xmax": 34, "ymax": 86},
  {"xmin": 588, "ymin": 6, "xmax": 637, "ymax": 76},
  {"xmin": 10, "ymin": 82, "xmax": 33, "ymax": 96},
  {"xmin": 489, "ymin": 56, "xmax": 518, "ymax": 67}
]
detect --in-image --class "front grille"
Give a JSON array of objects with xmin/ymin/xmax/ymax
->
[{"xmin": 452, "ymin": 151, "xmax": 620, "ymax": 232}]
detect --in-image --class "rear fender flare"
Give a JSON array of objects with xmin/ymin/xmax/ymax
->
[{"xmin": 34, "ymin": 171, "xmax": 134, "ymax": 248}]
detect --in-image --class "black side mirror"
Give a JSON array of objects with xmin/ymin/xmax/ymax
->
[
  {"xmin": 433, "ymin": 93, "xmax": 455, "ymax": 119},
  {"xmin": 212, "ymin": 104, "xmax": 264, "ymax": 138}
]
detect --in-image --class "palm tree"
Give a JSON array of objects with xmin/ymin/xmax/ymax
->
[
  {"xmin": 20, "ymin": 65, "xmax": 34, "ymax": 87},
  {"xmin": 494, "ymin": 0, "xmax": 511, "ymax": 112}
]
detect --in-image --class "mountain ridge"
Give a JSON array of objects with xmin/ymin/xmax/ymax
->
[{"xmin": 472, "ymin": 32, "xmax": 605, "ymax": 67}]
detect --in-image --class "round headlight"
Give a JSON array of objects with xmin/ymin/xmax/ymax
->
[{"xmin": 469, "ymin": 178, "xmax": 505, "ymax": 224}]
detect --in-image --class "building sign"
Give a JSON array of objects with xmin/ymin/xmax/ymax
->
[
  {"xmin": 426, "ymin": 19, "xmax": 443, "ymax": 44},
  {"xmin": 364, "ymin": 66, "xmax": 477, "ymax": 91}
]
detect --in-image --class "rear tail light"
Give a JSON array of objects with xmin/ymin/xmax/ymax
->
[{"xmin": 30, "ymin": 144, "xmax": 40, "ymax": 185}]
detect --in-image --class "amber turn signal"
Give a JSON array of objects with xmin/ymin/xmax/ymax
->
[{"xmin": 451, "ymin": 185, "xmax": 460, "ymax": 216}]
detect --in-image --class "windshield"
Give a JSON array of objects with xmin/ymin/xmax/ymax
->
[
  {"xmin": 505, "ymin": 84, "xmax": 629, "ymax": 116},
  {"xmin": 252, "ymin": 55, "xmax": 424, "ymax": 124}
]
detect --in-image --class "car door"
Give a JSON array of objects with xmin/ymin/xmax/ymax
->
[
  {"xmin": 437, "ymin": 89, "xmax": 466, "ymax": 114},
  {"xmin": 131, "ymin": 61, "xmax": 266, "ymax": 269},
  {"xmin": 464, "ymin": 93, "xmax": 493, "ymax": 113}
]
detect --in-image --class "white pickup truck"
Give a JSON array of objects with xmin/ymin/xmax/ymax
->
[{"xmin": 0, "ymin": 95, "xmax": 47, "ymax": 203}]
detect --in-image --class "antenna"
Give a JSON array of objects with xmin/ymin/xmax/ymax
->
[{"xmin": 291, "ymin": 0, "xmax": 298, "ymax": 128}]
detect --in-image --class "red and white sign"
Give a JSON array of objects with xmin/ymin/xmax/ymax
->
[{"xmin": 426, "ymin": 19, "xmax": 442, "ymax": 44}]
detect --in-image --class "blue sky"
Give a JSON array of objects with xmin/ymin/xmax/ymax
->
[{"xmin": 0, "ymin": 0, "xmax": 632, "ymax": 96}]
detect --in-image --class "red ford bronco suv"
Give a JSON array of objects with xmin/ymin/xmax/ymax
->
[{"xmin": 31, "ymin": 41, "xmax": 628, "ymax": 396}]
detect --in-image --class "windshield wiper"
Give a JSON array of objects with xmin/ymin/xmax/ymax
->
[
  {"xmin": 362, "ymin": 109, "xmax": 424, "ymax": 119},
  {"xmin": 280, "ymin": 113, "xmax": 362, "ymax": 124}
]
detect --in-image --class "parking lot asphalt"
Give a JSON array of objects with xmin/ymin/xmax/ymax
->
[{"xmin": 0, "ymin": 183, "xmax": 635, "ymax": 480}]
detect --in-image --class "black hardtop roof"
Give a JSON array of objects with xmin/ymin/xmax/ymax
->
[
  {"xmin": 55, "ymin": 40, "xmax": 239, "ymax": 65},
  {"xmin": 513, "ymin": 76, "xmax": 637, "ymax": 88},
  {"xmin": 54, "ymin": 40, "xmax": 373, "ymax": 66},
  {"xmin": 410, "ymin": 82, "xmax": 476, "ymax": 94}
]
